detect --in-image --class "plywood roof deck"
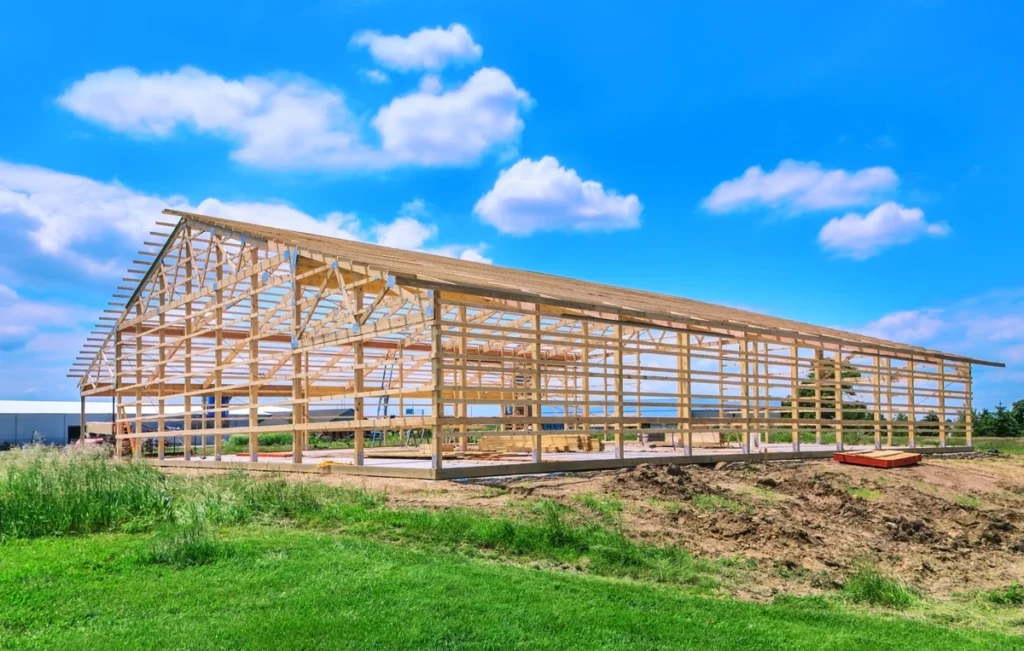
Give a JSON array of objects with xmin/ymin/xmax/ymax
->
[{"xmin": 169, "ymin": 209, "xmax": 999, "ymax": 367}]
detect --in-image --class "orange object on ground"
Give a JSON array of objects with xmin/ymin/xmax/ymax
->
[{"xmin": 833, "ymin": 450, "xmax": 922, "ymax": 469}]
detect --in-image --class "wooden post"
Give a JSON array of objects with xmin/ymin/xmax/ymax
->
[
  {"xmin": 790, "ymin": 345, "xmax": 800, "ymax": 452},
  {"xmin": 740, "ymin": 340, "xmax": 751, "ymax": 453},
  {"xmin": 964, "ymin": 364, "xmax": 973, "ymax": 447},
  {"xmin": 614, "ymin": 323, "xmax": 624, "ymax": 460},
  {"xmin": 814, "ymin": 349, "xmax": 823, "ymax": 445},
  {"xmin": 873, "ymin": 356, "xmax": 882, "ymax": 450},
  {"xmin": 213, "ymin": 238, "xmax": 224, "ymax": 462},
  {"xmin": 183, "ymin": 234, "xmax": 193, "ymax": 462},
  {"xmin": 353, "ymin": 287, "xmax": 365, "ymax": 466},
  {"xmin": 248, "ymin": 250, "xmax": 260, "ymax": 463},
  {"xmin": 583, "ymin": 321, "xmax": 591, "ymax": 440},
  {"xmin": 458, "ymin": 305, "xmax": 468, "ymax": 452},
  {"xmin": 938, "ymin": 360, "xmax": 947, "ymax": 448},
  {"xmin": 79, "ymin": 396, "xmax": 86, "ymax": 445},
  {"xmin": 157, "ymin": 270, "xmax": 166, "ymax": 460},
  {"xmin": 134, "ymin": 302, "xmax": 143, "ymax": 459},
  {"xmin": 907, "ymin": 361, "xmax": 916, "ymax": 449},
  {"xmin": 532, "ymin": 311, "xmax": 543, "ymax": 464},
  {"xmin": 834, "ymin": 348, "xmax": 844, "ymax": 451},
  {"xmin": 114, "ymin": 325, "xmax": 123, "ymax": 460},
  {"xmin": 291, "ymin": 250, "xmax": 304, "ymax": 465},
  {"xmin": 430, "ymin": 292, "xmax": 444, "ymax": 471},
  {"xmin": 679, "ymin": 332, "xmax": 692, "ymax": 455},
  {"xmin": 885, "ymin": 358, "xmax": 893, "ymax": 447}
]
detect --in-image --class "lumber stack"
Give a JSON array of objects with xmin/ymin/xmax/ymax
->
[{"xmin": 477, "ymin": 434, "xmax": 605, "ymax": 454}]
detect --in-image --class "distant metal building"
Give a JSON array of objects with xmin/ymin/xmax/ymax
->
[{"xmin": 0, "ymin": 400, "xmax": 115, "ymax": 447}]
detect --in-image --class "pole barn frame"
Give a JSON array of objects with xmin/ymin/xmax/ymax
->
[{"xmin": 70, "ymin": 210, "xmax": 1003, "ymax": 480}]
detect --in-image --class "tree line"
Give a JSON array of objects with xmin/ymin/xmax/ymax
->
[{"xmin": 777, "ymin": 359, "xmax": 1024, "ymax": 438}]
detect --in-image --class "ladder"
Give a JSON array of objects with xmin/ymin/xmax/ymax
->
[{"xmin": 369, "ymin": 357, "xmax": 396, "ymax": 447}]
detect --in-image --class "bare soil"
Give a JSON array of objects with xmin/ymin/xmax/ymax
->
[{"xmin": 174, "ymin": 453, "xmax": 1024, "ymax": 600}]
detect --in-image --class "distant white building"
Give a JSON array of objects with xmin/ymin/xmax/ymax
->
[{"xmin": 0, "ymin": 400, "xmax": 116, "ymax": 447}]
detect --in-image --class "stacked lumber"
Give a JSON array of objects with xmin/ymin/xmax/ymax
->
[{"xmin": 477, "ymin": 434, "xmax": 605, "ymax": 454}]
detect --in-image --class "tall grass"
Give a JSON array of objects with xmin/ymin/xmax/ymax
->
[
  {"xmin": 0, "ymin": 446, "xmax": 171, "ymax": 539},
  {"xmin": 841, "ymin": 564, "xmax": 920, "ymax": 609},
  {"xmin": 0, "ymin": 447, "xmax": 720, "ymax": 587}
]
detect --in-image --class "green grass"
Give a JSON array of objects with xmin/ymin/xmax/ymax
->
[
  {"xmin": 985, "ymin": 582, "xmax": 1024, "ymax": 606},
  {"xmin": 1, "ymin": 530, "xmax": 1019, "ymax": 651},
  {"xmin": 955, "ymin": 495, "xmax": 983, "ymax": 509},
  {"xmin": 847, "ymin": 487, "xmax": 883, "ymax": 501},
  {"xmin": 842, "ymin": 565, "xmax": 921, "ymax": 610},
  {"xmin": 691, "ymin": 494, "xmax": 750, "ymax": 514},
  {"xmin": 574, "ymin": 492, "xmax": 624, "ymax": 523}
]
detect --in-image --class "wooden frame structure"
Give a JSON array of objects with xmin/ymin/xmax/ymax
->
[{"xmin": 70, "ymin": 210, "xmax": 1003, "ymax": 479}]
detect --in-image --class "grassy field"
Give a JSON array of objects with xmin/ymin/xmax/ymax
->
[
  {"xmin": 3, "ymin": 529, "xmax": 1019, "ymax": 651},
  {"xmin": 2, "ymin": 446, "xmax": 1023, "ymax": 649}
]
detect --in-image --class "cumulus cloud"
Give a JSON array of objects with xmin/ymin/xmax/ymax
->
[
  {"xmin": 373, "ymin": 68, "xmax": 531, "ymax": 165},
  {"xmin": 351, "ymin": 23, "xmax": 482, "ymax": 71},
  {"xmin": 818, "ymin": 201, "xmax": 950, "ymax": 259},
  {"xmin": 359, "ymin": 69, "xmax": 390, "ymax": 84},
  {"xmin": 58, "ymin": 65, "xmax": 528, "ymax": 170},
  {"xmin": 702, "ymin": 159, "xmax": 898, "ymax": 214},
  {"xmin": 474, "ymin": 156, "xmax": 642, "ymax": 235},
  {"xmin": 0, "ymin": 160, "xmax": 492, "ymax": 275},
  {"xmin": 0, "ymin": 283, "xmax": 85, "ymax": 352},
  {"xmin": 859, "ymin": 309, "xmax": 945, "ymax": 343}
]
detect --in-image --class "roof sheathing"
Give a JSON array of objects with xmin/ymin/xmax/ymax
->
[{"xmin": 164, "ymin": 208, "xmax": 1002, "ymax": 368}]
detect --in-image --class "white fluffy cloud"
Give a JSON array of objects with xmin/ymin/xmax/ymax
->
[
  {"xmin": 58, "ymin": 65, "xmax": 529, "ymax": 170},
  {"xmin": 474, "ymin": 156, "xmax": 642, "ymax": 235},
  {"xmin": 352, "ymin": 23, "xmax": 482, "ymax": 71},
  {"xmin": 58, "ymin": 67, "xmax": 378, "ymax": 170},
  {"xmin": 360, "ymin": 69, "xmax": 390, "ymax": 84},
  {"xmin": 702, "ymin": 159, "xmax": 898, "ymax": 214},
  {"xmin": 0, "ymin": 283, "xmax": 85, "ymax": 352},
  {"xmin": 374, "ymin": 68, "xmax": 531, "ymax": 165},
  {"xmin": 860, "ymin": 309, "xmax": 945, "ymax": 343},
  {"xmin": 0, "ymin": 161, "xmax": 492, "ymax": 275},
  {"xmin": 818, "ymin": 201, "xmax": 950, "ymax": 259}
]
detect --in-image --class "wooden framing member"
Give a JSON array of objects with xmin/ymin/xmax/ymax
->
[{"xmin": 76, "ymin": 210, "xmax": 1000, "ymax": 479}]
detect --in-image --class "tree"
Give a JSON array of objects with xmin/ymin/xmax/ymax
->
[
  {"xmin": 781, "ymin": 358, "xmax": 870, "ymax": 421},
  {"xmin": 992, "ymin": 403, "xmax": 1021, "ymax": 438},
  {"xmin": 1011, "ymin": 399, "xmax": 1024, "ymax": 432}
]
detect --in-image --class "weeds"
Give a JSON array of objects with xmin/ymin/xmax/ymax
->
[
  {"xmin": 145, "ymin": 506, "xmax": 226, "ymax": 568},
  {"xmin": 0, "ymin": 445, "xmax": 171, "ymax": 540},
  {"xmin": 847, "ymin": 487, "xmax": 882, "ymax": 501},
  {"xmin": 985, "ymin": 582, "xmax": 1024, "ymax": 606},
  {"xmin": 691, "ymin": 494, "xmax": 749, "ymax": 514},
  {"xmin": 841, "ymin": 564, "xmax": 920, "ymax": 609},
  {"xmin": 955, "ymin": 495, "xmax": 982, "ymax": 509},
  {"xmin": 574, "ymin": 492, "xmax": 624, "ymax": 523}
]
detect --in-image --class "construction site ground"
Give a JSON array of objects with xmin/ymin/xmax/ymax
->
[{"xmin": 172, "ymin": 451, "xmax": 1024, "ymax": 605}]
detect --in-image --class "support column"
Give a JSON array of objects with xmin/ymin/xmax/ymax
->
[
  {"xmin": 790, "ymin": 345, "xmax": 800, "ymax": 452},
  {"xmin": 430, "ymin": 292, "xmax": 444, "ymax": 472},
  {"xmin": 458, "ymin": 305, "xmax": 468, "ymax": 452},
  {"xmin": 907, "ymin": 361, "xmax": 917, "ymax": 449},
  {"xmin": 873, "ymin": 356, "xmax": 882, "ymax": 450},
  {"xmin": 290, "ymin": 250, "xmax": 304, "ymax": 464},
  {"xmin": 353, "ymin": 287, "xmax": 365, "ymax": 466},
  {"xmin": 938, "ymin": 361, "xmax": 947, "ymax": 448},
  {"xmin": 679, "ymin": 332, "xmax": 692, "ymax": 455},
  {"xmin": 248, "ymin": 250, "xmax": 260, "ymax": 463},
  {"xmin": 814, "ymin": 349, "xmax": 823, "ymax": 445},
  {"xmin": 157, "ymin": 271, "xmax": 167, "ymax": 461},
  {"xmin": 740, "ymin": 340, "xmax": 751, "ymax": 453},
  {"xmin": 131, "ymin": 303, "xmax": 143, "ymax": 459},
  {"xmin": 532, "ymin": 311, "xmax": 543, "ymax": 464},
  {"xmin": 964, "ymin": 364, "xmax": 973, "ymax": 447},
  {"xmin": 834, "ymin": 348, "xmax": 844, "ymax": 451},
  {"xmin": 114, "ymin": 326, "xmax": 122, "ymax": 460},
  {"xmin": 213, "ymin": 238, "xmax": 224, "ymax": 462},
  {"xmin": 885, "ymin": 358, "xmax": 893, "ymax": 447},
  {"xmin": 79, "ymin": 396, "xmax": 86, "ymax": 444},
  {"xmin": 183, "ymin": 231, "xmax": 193, "ymax": 462},
  {"xmin": 613, "ymin": 323, "xmax": 624, "ymax": 460}
]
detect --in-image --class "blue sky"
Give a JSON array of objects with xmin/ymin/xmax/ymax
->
[{"xmin": 0, "ymin": 1, "xmax": 1021, "ymax": 407}]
